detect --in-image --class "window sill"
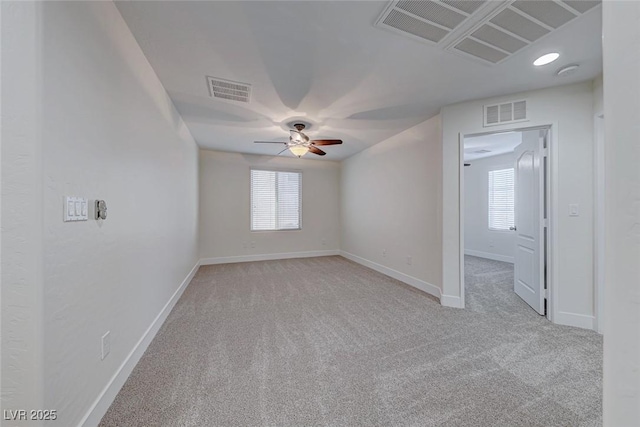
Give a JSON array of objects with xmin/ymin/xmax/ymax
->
[{"xmin": 250, "ymin": 228, "xmax": 302, "ymax": 233}]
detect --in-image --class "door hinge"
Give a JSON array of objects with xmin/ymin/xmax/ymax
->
[{"xmin": 545, "ymin": 289, "xmax": 549, "ymax": 299}]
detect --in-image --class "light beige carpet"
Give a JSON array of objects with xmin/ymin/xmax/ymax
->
[
  {"xmin": 465, "ymin": 255, "xmax": 541, "ymax": 317},
  {"xmin": 100, "ymin": 256, "xmax": 602, "ymax": 426}
]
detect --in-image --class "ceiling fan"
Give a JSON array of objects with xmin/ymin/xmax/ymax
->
[{"xmin": 254, "ymin": 123, "xmax": 342, "ymax": 157}]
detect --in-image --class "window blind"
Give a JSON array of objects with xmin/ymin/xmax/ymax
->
[
  {"xmin": 488, "ymin": 168, "xmax": 515, "ymax": 231},
  {"xmin": 251, "ymin": 169, "xmax": 301, "ymax": 231}
]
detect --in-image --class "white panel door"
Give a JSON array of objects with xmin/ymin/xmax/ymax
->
[{"xmin": 513, "ymin": 133, "xmax": 545, "ymax": 315}]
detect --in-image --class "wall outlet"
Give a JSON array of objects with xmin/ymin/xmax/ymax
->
[
  {"xmin": 250, "ymin": 241, "xmax": 256, "ymax": 248},
  {"xmin": 101, "ymin": 331, "xmax": 111, "ymax": 360},
  {"xmin": 242, "ymin": 242, "xmax": 247, "ymax": 249},
  {"xmin": 406, "ymin": 256, "xmax": 412, "ymax": 265},
  {"xmin": 321, "ymin": 238, "xmax": 326, "ymax": 246},
  {"xmin": 382, "ymin": 249, "xmax": 387, "ymax": 258}
]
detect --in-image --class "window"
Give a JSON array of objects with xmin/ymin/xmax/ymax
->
[
  {"xmin": 251, "ymin": 169, "xmax": 301, "ymax": 231},
  {"xmin": 488, "ymin": 168, "xmax": 515, "ymax": 231}
]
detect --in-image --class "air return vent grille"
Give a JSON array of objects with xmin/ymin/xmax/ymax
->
[
  {"xmin": 207, "ymin": 76, "xmax": 251, "ymax": 103},
  {"xmin": 382, "ymin": 9, "xmax": 449, "ymax": 43},
  {"xmin": 454, "ymin": 38, "xmax": 508, "ymax": 63},
  {"xmin": 375, "ymin": 0, "xmax": 601, "ymax": 66},
  {"xmin": 440, "ymin": 0, "xmax": 485, "ymax": 14},
  {"xmin": 396, "ymin": 0, "xmax": 467, "ymax": 29},
  {"xmin": 511, "ymin": 0, "xmax": 578, "ymax": 29},
  {"xmin": 484, "ymin": 100, "xmax": 527, "ymax": 127},
  {"xmin": 376, "ymin": 0, "xmax": 489, "ymax": 46},
  {"xmin": 448, "ymin": 0, "xmax": 600, "ymax": 65}
]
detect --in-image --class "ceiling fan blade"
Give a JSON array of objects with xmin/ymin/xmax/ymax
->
[
  {"xmin": 311, "ymin": 139, "xmax": 342, "ymax": 146},
  {"xmin": 309, "ymin": 146, "xmax": 326, "ymax": 156},
  {"xmin": 254, "ymin": 141, "xmax": 286, "ymax": 144},
  {"xmin": 276, "ymin": 147, "xmax": 289, "ymax": 156}
]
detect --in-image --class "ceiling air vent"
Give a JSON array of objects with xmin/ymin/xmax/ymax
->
[
  {"xmin": 375, "ymin": 0, "xmax": 490, "ymax": 46},
  {"xmin": 206, "ymin": 76, "xmax": 251, "ymax": 103},
  {"xmin": 382, "ymin": 8, "xmax": 449, "ymax": 43},
  {"xmin": 375, "ymin": 1, "xmax": 601, "ymax": 66},
  {"xmin": 484, "ymin": 100, "xmax": 527, "ymax": 127},
  {"xmin": 446, "ymin": 0, "xmax": 601, "ymax": 65}
]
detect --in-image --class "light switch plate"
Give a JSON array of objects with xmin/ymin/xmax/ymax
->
[{"xmin": 64, "ymin": 196, "xmax": 88, "ymax": 222}]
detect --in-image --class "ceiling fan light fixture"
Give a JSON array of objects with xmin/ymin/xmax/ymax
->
[
  {"xmin": 289, "ymin": 145, "xmax": 309, "ymax": 157},
  {"xmin": 255, "ymin": 123, "xmax": 341, "ymax": 158}
]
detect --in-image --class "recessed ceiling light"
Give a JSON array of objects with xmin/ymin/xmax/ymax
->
[{"xmin": 533, "ymin": 52, "xmax": 560, "ymax": 66}]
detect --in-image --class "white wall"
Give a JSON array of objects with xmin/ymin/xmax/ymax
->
[
  {"xmin": 1, "ymin": 1, "xmax": 46, "ymax": 417},
  {"xmin": 341, "ymin": 116, "xmax": 442, "ymax": 299},
  {"xmin": 441, "ymin": 82, "xmax": 597, "ymax": 329},
  {"xmin": 199, "ymin": 150, "xmax": 340, "ymax": 262},
  {"xmin": 464, "ymin": 152, "xmax": 516, "ymax": 263},
  {"xmin": 2, "ymin": 2, "xmax": 200, "ymax": 426},
  {"xmin": 602, "ymin": 1, "xmax": 640, "ymax": 425}
]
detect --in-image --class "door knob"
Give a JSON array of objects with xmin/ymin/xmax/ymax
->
[{"xmin": 509, "ymin": 226, "xmax": 517, "ymax": 231}]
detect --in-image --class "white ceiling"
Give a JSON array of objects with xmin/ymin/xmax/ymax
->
[
  {"xmin": 115, "ymin": 1, "xmax": 602, "ymax": 161},
  {"xmin": 464, "ymin": 131, "xmax": 521, "ymax": 161}
]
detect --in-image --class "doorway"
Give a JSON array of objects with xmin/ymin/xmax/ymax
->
[{"xmin": 461, "ymin": 126, "xmax": 551, "ymax": 319}]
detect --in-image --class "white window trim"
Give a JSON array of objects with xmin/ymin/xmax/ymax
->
[{"xmin": 250, "ymin": 168, "xmax": 303, "ymax": 232}]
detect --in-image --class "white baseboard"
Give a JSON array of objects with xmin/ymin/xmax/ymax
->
[
  {"xmin": 200, "ymin": 250, "xmax": 340, "ymax": 265},
  {"xmin": 440, "ymin": 294, "xmax": 464, "ymax": 308},
  {"xmin": 78, "ymin": 260, "xmax": 200, "ymax": 427},
  {"xmin": 554, "ymin": 311, "xmax": 595, "ymax": 330},
  {"xmin": 339, "ymin": 251, "xmax": 441, "ymax": 300},
  {"xmin": 464, "ymin": 249, "xmax": 514, "ymax": 264}
]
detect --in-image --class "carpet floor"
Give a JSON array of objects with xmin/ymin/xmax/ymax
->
[
  {"xmin": 100, "ymin": 256, "xmax": 602, "ymax": 426},
  {"xmin": 465, "ymin": 255, "xmax": 542, "ymax": 318}
]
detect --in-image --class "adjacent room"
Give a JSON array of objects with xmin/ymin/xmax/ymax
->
[
  {"xmin": 2, "ymin": 1, "xmax": 639, "ymax": 427},
  {"xmin": 463, "ymin": 128, "xmax": 548, "ymax": 318},
  {"xmin": 464, "ymin": 131, "xmax": 520, "ymax": 313}
]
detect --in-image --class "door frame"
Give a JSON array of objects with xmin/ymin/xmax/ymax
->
[
  {"xmin": 594, "ymin": 113, "xmax": 605, "ymax": 333},
  {"xmin": 459, "ymin": 124, "xmax": 555, "ymax": 321}
]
